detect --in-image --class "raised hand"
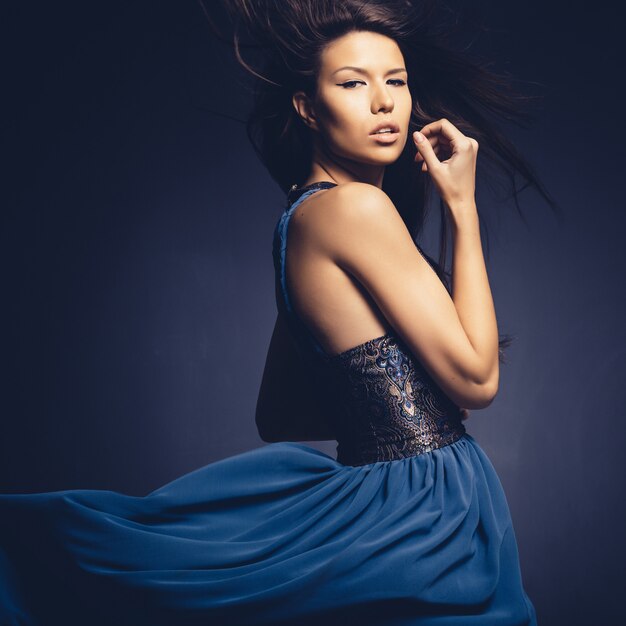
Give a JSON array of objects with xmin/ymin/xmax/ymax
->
[{"xmin": 412, "ymin": 118, "xmax": 478, "ymax": 216}]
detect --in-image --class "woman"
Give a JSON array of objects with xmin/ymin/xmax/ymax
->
[{"xmin": 1, "ymin": 1, "xmax": 553, "ymax": 624}]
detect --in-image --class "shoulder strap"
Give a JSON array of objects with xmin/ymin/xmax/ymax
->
[{"xmin": 272, "ymin": 189, "xmax": 331, "ymax": 366}]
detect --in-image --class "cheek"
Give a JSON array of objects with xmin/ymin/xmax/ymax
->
[
  {"xmin": 320, "ymin": 96, "xmax": 354, "ymax": 129},
  {"xmin": 317, "ymin": 103, "xmax": 362, "ymax": 147},
  {"xmin": 400, "ymin": 89, "xmax": 413, "ymax": 114},
  {"xmin": 319, "ymin": 89, "xmax": 367, "ymax": 126}
]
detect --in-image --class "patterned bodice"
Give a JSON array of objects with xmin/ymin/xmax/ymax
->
[{"xmin": 272, "ymin": 182, "xmax": 466, "ymax": 466}]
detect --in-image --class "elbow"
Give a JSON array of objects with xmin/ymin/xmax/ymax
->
[
  {"xmin": 258, "ymin": 430, "xmax": 278, "ymax": 443},
  {"xmin": 479, "ymin": 373, "xmax": 500, "ymax": 408},
  {"xmin": 255, "ymin": 417, "xmax": 271, "ymax": 442},
  {"xmin": 470, "ymin": 361, "xmax": 499, "ymax": 409},
  {"xmin": 255, "ymin": 401, "xmax": 277, "ymax": 443},
  {"xmin": 255, "ymin": 418, "xmax": 278, "ymax": 443},
  {"xmin": 483, "ymin": 367, "xmax": 499, "ymax": 406},
  {"xmin": 454, "ymin": 373, "xmax": 499, "ymax": 410},
  {"xmin": 476, "ymin": 380, "xmax": 498, "ymax": 408}
]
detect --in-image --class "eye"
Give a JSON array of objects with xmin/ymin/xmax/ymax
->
[
  {"xmin": 338, "ymin": 80, "xmax": 364, "ymax": 89},
  {"xmin": 338, "ymin": 79, "xmax": 407, "ymax": 89}
]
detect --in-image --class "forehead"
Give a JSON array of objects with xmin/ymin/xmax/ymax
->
[{"xmin": 319, "ymin": 30, "xmax": 405, "ymax": 74}]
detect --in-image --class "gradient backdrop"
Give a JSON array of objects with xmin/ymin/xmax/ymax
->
[{"xmin": 2, "ymin": 1, "xmax": 624, "ymax": 624}]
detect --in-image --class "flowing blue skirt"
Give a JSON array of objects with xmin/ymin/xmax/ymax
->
[{"xmin": 0, "ymin": 433, "xmax": 537, "ymax": 625}]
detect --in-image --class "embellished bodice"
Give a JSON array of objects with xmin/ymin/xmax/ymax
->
[
  {"xmin": 327, "ymin": 332, "xmax": 465, "ymax": 466},
  {"xmin": 273, "ymin": 182, "xmax": 466, "ymax": 466}
]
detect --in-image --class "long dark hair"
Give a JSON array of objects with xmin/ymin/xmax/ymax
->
[{"xmin": 198, "ymin": 0, "xmax": 559, "ymax": 362}]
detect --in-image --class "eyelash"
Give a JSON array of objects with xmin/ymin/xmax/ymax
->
[{"xmin": 338, "ymin": 79, "xmax": 407, "ymax": 89}]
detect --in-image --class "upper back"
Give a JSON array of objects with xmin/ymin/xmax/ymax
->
[{"xmin": 284, "ymin": 182, "xmax": 395, "ymax": 358}]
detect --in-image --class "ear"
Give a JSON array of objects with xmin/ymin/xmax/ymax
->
[{"xmin": 292, "ymin": 91, "xmax": 319, "ymax": 132}]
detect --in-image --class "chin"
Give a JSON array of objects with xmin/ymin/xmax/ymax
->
[
  {"xmin": 334, "ymin": 144, "xmax": 403, "ymax": 167},
  {"xmin": 366, "ymin": 150, "xmax": 404, "ymax": 165}
]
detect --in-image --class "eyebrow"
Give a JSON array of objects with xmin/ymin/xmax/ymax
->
[{"xmin": 332, "ymin": 66, "xmax": 408, "ymax": 77}]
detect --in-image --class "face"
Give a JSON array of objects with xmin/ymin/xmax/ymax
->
[{"xmin": 293, "ymin": 30, "xmax": 412, "ymax": 168}]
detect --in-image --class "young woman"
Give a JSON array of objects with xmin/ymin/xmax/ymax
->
[{"xmin": 1, "ymin": 1, "xmax": 554, "ymax": 624}]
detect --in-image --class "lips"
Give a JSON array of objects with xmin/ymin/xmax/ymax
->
[{"xmin": 369, "ymin": 121, "xmax": 400, "ymax": 135}]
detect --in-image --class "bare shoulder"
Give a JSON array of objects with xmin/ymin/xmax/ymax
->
[
  {"xmin": 319, "ymin": 183, "xmax": 411, "ymax": 257},
  {"xmin": 317, "ymin": 181, "xmax": 396, "ymax": 218},
  {"xmin": 332, "ymin": 182, "xmax": 404, "ymax": 229},
  {"xmin": 291, "ymin": 181, "xmax": 406, "ymax": 251}
]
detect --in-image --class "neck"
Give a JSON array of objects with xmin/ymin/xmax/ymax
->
[{"xmin": 304, "ymin": 139, "xmax": 385, "ymax": 189}]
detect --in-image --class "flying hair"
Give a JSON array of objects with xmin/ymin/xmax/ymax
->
[{"xmin": 197, "ymin": 0, "xmax": 560, "ymax": 363}]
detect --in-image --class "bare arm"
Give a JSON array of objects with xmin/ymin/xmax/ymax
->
[
  {"xmin": 450, "ymin": 209, "xmax": 499, "ymax": 399},
  {"xmin": 415, "ymin": 118, "xmax": 499, "ymax": 401},
  {"xmin": 317, "ymin": 182, "xmax": 494, "ymax": 410}
]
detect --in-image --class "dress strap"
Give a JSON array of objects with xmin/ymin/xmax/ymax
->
[{"xmin": 272, "ymin": 183, "xmax": 337, "ymax": 365}]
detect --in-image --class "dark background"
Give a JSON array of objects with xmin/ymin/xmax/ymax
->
[{"xmin": 1, "ymin": 1, "xmax": 624, "ymax": 624}]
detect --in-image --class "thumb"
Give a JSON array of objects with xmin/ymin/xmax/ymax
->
[{"xmin": 413, "ymin": 131, "xmax": 439, "ymax": 171}]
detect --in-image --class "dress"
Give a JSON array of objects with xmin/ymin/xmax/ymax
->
[{"xmin": 0, "ymin": 181, "xmax": 538, "ymax": 626}]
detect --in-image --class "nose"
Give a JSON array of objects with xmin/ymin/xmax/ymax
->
[{"xmin": 371, "ymin": 81, "xmax": 394, "ymax": 114}]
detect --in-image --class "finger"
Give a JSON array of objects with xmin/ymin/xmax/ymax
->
[
  {"xmin": 422, "ymin": 136, "xmax": 451, "ymax": 159},
  {"xmin": 417, "ymin": 132, "xmax": 444, "ymax": 148},
  {"xmin": 415, "ymin": 135, "xmax": 441, "ymax": 159},
  {"xmin": 415, "ymin": 135, "xmax": 451, "ymax": 162},
  {"xmin": 418, "ymin": 144, "xmax": 445, "ymax": 166},
  {"xmin": 420, "ymin": 118, "xmax": 467, "ymax": 149},
  {"xmin": 413, "ymin": 131, "xmax": 440, "ymax": 170},
  {"xmin": 415, "ymin": 140, "xmax": 443, "ymax": 162}
]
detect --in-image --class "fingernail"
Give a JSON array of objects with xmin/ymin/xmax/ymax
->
[{"xmin": 415, "ymin": 131, "xmax": 425, "ymax": 143}]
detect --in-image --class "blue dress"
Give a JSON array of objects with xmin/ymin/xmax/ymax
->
[{"xmin": 0, "ymin": 181, "xmax": 538, "ymax": 625}]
